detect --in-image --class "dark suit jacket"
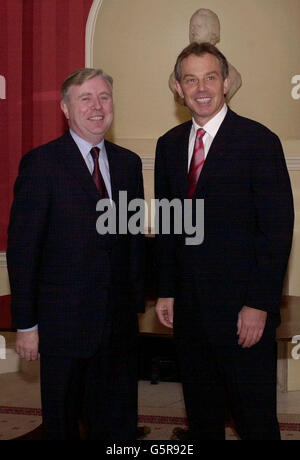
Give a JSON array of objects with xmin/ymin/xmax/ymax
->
[
  {"xmin": 155, "ymin": 108, "xmax": 294, "ymax": 336},
  {"xmin": 7, "ymin": 131, "xmax": 145, "ymax": 357}
]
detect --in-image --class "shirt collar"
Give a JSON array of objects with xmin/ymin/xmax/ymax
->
[
  {"xmin": 192, "ymin": 104, "xmax": 228, "ymax": 139},
  {"xmin": 69, "ymin": 129, "xmax": 105, "ymax": 160}
]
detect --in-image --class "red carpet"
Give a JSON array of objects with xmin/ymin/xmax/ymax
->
[{"xmin": 0, "ymin": 406, "xmax": 299, "ymax": 440}]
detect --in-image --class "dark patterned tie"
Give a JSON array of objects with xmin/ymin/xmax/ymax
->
[
  {"xmin": 90, "ymin": 147, "xmax": 109, "ymax": 199},
  {"xmin": 188, "ymin": 128, "xmax": 206, "ymax": 198}
]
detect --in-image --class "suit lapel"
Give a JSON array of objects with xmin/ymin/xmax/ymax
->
[
  {"xmin": 105, "ymin": 141, "xmax": 121, "ymax": 203},
  {"xmin": 58, "ymin": 131, "xmax": 101, "ymax": 201},
  {"xmin": 173, "ymin": 121, "xmax": 192, "ymax": 199},
  {"xmin": 105, "ymin": 141, "xmax": 130, "ymax": 241},
  {"xmin": 195, "ymin": 108, "xmax": 237, "ymax": 194},
  {"xmin": 58, "ymin": 133, "xmax": 125, "ymax": 204}
]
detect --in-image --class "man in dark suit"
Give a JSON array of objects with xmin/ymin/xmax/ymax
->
[
  {"xmin": 155, "ymin": 43, "xmax": 294, "ymax": 440},
  {"xmin": 7, "ymin": 68, "xmax": 145, "ymax": 440}
]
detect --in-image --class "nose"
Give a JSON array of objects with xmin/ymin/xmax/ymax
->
[
  {"xmin": 197, "ymin": 79, "xmax": 207, "ymax": 91},
  {"xmin": 90, "ymin": 97, "xmax": 102, "ymax": 109}
]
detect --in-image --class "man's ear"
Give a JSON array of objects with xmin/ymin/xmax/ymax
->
[
  {"xmin": 60, "ymin": 99, "xmax": 69, "ymax": 120},
  {"xmin": 223, "ymin": 77, "xmax": 231, "ymax": 97},
  {"xmin": 174, "ymin": 80, "xmax": 184, "ymax": 100}
]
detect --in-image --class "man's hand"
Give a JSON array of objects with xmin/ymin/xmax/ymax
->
[
  {"xmin": 155, "ymin": 298, "xmax": 174, "ymax": 328},
  {"xmin": 237, "ymin": 306, "xmax": 267, "ymax": 348},
  {"xmin": 15, "ymin": 330, "xmax": 39, "ymax": 361}
]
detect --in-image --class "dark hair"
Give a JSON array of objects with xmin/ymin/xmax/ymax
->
[
  {"xmin": 61, "ymin": 68, "xmax": 113, "ymax": 101},
  {"xmin": 174, "ymin": 42, "xmax": 229, "ymax": 82}
]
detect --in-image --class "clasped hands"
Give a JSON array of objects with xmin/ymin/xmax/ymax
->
[{"xmin": 155, "ymin": 298, "xmax": 267, "ymax": 348}]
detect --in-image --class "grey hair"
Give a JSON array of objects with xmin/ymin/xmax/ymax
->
[{"xmin": 61, "ymin": 68, "xmax": 113, "ymax": 101}]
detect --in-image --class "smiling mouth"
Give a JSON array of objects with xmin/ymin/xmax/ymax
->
[
  {"xmin": 88, "ymin": 116, "xmax": 104, "ymax": 121},
  {"xmin": 195, "ymin": 97, "xmax": 212, "ymax": 104}
]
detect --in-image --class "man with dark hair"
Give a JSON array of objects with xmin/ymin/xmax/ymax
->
[
  {"xmin": 155, "ymin": 43, "xmax": 294, "ymax": 440},
  {"xmin": 7, "ymin": 68, "xmax": 145, "ymax": 440}
]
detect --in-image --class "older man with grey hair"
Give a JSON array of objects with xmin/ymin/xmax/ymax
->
[{"xmin": 7, "ymin": 67, "xmax": 145, "ymax": 440}]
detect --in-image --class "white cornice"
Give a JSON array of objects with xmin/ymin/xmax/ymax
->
[
  {"xmin": 286, "ymin": 157, "xmax": 300, "ymax": 171},
  {"xmin": 141, "ymin": 157, "xmax": 155, "ymax": 170},
  {"xmin": 140, "ymin": 156, "xmax": 300, "ymax": 171}
]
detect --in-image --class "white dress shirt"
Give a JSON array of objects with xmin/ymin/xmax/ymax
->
[
  {"xmin": 188, "ymin": 104, "xmax": 228, "ymax": 171},
  {"xmin": 70, "ymin": 129, "xmax": 112, "ymax": 199},
  {"xmin": 18, "ymin": 130, "xmax": 112, "ymax": 332}
]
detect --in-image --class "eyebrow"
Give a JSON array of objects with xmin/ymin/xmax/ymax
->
[
  {"xmin": 183, "ymin": 71, "xmax": 219, "ymax": 78},
  {"xmin": 77, "ymin": 91, "xmax": 112, "ymax": 98},
  {"xmin": 205, "ymin": 71, "xmax": 220, "ymax": 76},
  {"xmin": 182, "ymin": 70, "xmax": 221, "ymax": 80}
]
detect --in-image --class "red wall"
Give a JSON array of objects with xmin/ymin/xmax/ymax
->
[
  {"xmin": 0, "ymin": 0, "xmax": 93, "ymax": 328},
  {"xmin": 0, "ymin": 0, "xmax": 93, "ymax": 250}
]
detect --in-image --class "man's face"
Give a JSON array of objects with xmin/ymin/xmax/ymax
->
[
  {"xmin": 61, "ymin": 76, "xmax": 114, "ymax": 144},
  {"xmin": 175, "ymin": 53, "xmax": 230, "ymax": 126}
]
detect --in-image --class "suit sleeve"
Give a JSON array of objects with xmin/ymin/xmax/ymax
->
[
  {"xmin": 154, "ymin": 136, "xmax": 177, "ymax": 298},
  {"xmin": 7, "ymin": 152, "xmax": 51, "ymax": 329},
  {"xmin": 129, "ymin": 156, "xmax": 146, "ymax": 312},
  {"xmin": 245, "ymin": 133, "xmax": 294, "ymax": 315}
]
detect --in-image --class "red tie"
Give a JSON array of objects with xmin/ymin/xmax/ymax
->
[
  {"xmin": 188, "ymin": 128, "xmax": 205, "ymax": 198},
  {"xmin": 90, "ymin": 147, "xmax": 109, "ymax": 199}
]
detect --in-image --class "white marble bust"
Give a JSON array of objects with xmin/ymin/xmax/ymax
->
[{"xmin": 169, "ymin": 8, "xmax": 242, "ymax": 102}]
